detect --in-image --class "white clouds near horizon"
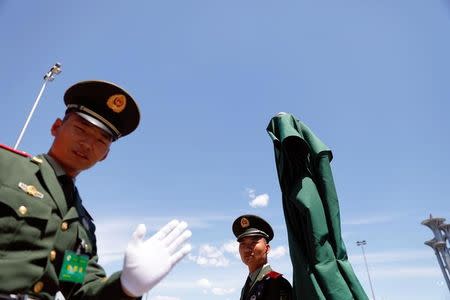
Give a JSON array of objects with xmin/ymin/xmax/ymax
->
[
  {"xmin": 188, "ymin": 244, "xmax": 230, "ymax": 267},
  {"xmin": 269, "ymin": 245, "xmax": 288, "ymax": 259},
  {"xmin": 222, "ymin": 240, "xmax": 240, "ymax": 258},
  {"xmin": 196, "ymin": 278, "xmax": 212, "ymax": 288},
  {"xmin": 149, "ymin": 296, "xmax": 180, "ymax": 300},
  {"xmin": 196, "ymin": 278, "xmax": 235, "ymax": 296},
  {"xmin": 211, "ymin": 287, "xmax": 235, "ymax": 296}
]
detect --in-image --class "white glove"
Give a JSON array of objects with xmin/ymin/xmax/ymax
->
[{"xmin": 120, "ymin": 220, "xmax": 192, "ymax": 297}]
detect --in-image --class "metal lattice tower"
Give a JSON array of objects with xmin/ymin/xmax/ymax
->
[{"xmin": 422, "ymin": 215, "xmax": 450, "ymax": 292}]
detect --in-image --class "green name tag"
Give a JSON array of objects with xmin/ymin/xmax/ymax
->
[{"xmin": 59, "ymin": 250, "xmax": 88, "ymax": 283}]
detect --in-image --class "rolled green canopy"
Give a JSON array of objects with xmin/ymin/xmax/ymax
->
[{"xmin": 266, "ymin": 112, "xmax": 368, "ymax": 300}]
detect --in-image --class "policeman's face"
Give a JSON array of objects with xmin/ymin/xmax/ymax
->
[
  {"xmin": 48, "ymin": 113, "xmax": 112, "ymax": 177},
  {"xmin": 238, "ymin": 236, "xmax": 270, "ymax": 272}
]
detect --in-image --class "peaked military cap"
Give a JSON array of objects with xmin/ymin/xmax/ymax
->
[
  {"xmin": 64, "ymin": 80, "xmax": 140, "ymax": 141},
  {"xmin": 232, "ymin": 214, "xmax": 274, "ymax": 242}
]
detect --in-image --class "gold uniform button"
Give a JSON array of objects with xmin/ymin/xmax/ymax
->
[
  {"xmin": 18, "ymin": 205, "xmax": 27, "ymax": 215},
  {"xmin": 50, "ymin": 250, "xmax": 57, "ymax": 261},
  {"xmin": 61, "ymin": 222, "xmax": 69, "ymax": 231},
  {"xmin": 33, "ymin": 281, "xmax": 44, "ymax": 293}
]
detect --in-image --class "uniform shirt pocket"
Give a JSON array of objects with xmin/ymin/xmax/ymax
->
[{"xmin": 0, "ymin": 184, "xmax": 52, "ymax": 251}]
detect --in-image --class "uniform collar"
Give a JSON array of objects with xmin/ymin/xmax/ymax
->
[
  {"xmin": 249, "ymin": 263, "xmax": 271, "ymax": 283},
  {"xmin": 43, "ymin": 154, "xmax": 75, "ymax": 181}
]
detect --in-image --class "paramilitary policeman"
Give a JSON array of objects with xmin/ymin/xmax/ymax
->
[
  {"xmin": 0, "ymin": 80, "xmax": 192, "ymax": 300},
  {"xmin": 233, "ymin": 214, "xmax": 293, "ymax": 300}
]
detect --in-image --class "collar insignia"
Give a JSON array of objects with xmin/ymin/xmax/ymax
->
[{"xmin": 18, "ymin": 182, "xmax": 44, "ymax": 199}]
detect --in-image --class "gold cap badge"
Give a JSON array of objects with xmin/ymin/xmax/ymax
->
[
  {"xmin": 241, "ymin": 217, "xmax": 250, "ymax": 228},
  {"xmin": 107, "ymin": 94, "xmax": 127, "ymax": 113}
]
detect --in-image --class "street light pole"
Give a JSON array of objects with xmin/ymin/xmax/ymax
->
[
  {"xmin": 14, "ymin": 63, "xmax": 62, "ymax": 149},
  {"xmin": 356, "ymin": 240, "xmax": 376, "ymax": 300}
]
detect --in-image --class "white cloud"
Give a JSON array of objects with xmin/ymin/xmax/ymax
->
[
  {"xmin": 195, "ymin": 278, "xmax": 236, "ymax": 296},
  {"xmin": 149, "ymin": 297, "xmax": 180, "ymax": 300},
  {"xmin": 268, "ymin": 246, "xmax": 288, "ymax": 259},
  {"xmin": 246, "ymin": 188, "xmax": 256, "ymax": 199},
  {"xmin": 246, "ymin": 188, "xmax": 269, "ymax": 208},
  {"xmin": 211, "ymin": 287, "xmax": 235, "ymax": 295},
  {"xmin": 197, "ymin": 278, "xmax": 212, "ymax": 288},
  {"xmin": 222, "ymin": 240, "xmax": 240, "ymax": 258},
  {"xmin": 188, "ymin": 244, "xmax": 230, "ymax": 267},
  {"xmin": 249, "ymin": 193, "xmax": 269, "ymax": 208},
  {"xmin": 197, "ymin": 278, "xmax": 212, "ymax": 294}
]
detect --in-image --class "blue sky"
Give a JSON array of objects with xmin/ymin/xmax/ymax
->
[{"xmin": 1, "ymin": 1, "xmax": 450, "ymax": 299}]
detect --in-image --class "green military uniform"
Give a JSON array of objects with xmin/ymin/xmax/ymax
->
[
  {"xmin": 233, "ymin": 215, "xmax": 293, "ymax": 300},
  {"xmin": 0, "ymin": 81, "xmax": 140, "ymax": 299},
  {"xmin": 0, "ymin": 147, "xmax": 130, "ymax": 299}
]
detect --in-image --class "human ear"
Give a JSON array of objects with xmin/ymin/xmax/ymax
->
[{"xmin": 50, "ymin": 118, "xmax": 63, "ymax": 137}]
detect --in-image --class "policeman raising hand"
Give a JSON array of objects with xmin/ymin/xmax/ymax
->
[
  {"xmin": 233, "ymin": 215, "xmax": 293, "ymax": 300},
  {"xmin": 0, "ymin": 81, "xmax": 191, "ymax": 300}
]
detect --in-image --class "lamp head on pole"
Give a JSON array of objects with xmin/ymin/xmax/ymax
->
[
  {"xmin": 44, "ymin": 62, "xmax": 62, "ymax": 81},
  {"xmin": 356, "ymin": 240, "xmax": 367, "ymax": 246}
]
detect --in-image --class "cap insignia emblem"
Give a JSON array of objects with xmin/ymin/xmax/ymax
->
[
  {"xmin": 241, "ymin": 217, "xmax": 250, "ymax": 228},
  {"xmin": 107, "ymin": 94, "xmax": 127, "ymax": 113},
  {"xmin": 18, "ymin": 182, "xmax": 44, "ymax": 199}
]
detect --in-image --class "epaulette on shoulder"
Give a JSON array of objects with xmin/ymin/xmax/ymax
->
[
  {"xmin": 266, "ymin": 271, "xmax": 282, "ymax": 279},
  {"xmin": 0, "ymin": 144, "xmax": 31, "ymax": 158}
]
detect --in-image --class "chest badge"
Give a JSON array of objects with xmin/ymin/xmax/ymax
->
[
  {"xmin": 59, "ymin": 250, "xmax": 88, "ymax": 283},
  {"xmin": 18, "ymin": 182, "xmax": 44, "ymax": 199}
]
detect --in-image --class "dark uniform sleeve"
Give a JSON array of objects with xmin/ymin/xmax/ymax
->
[
  {"xmin": 278, "ymin": 277, "xmax": 293, "ymax": 300},
  {"xmin": 264, "ymin": 274, "xmax": 293, "ymax": 300}
]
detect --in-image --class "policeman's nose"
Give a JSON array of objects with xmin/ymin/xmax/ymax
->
[{"xmin": 79, "ymin": 136, "xmax": 93, "ymax": 149}]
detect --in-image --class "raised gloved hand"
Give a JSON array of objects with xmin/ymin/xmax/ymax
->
[{"xmin": 120, "ymin": 220, "xmax": 192, "ymax": 297}]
